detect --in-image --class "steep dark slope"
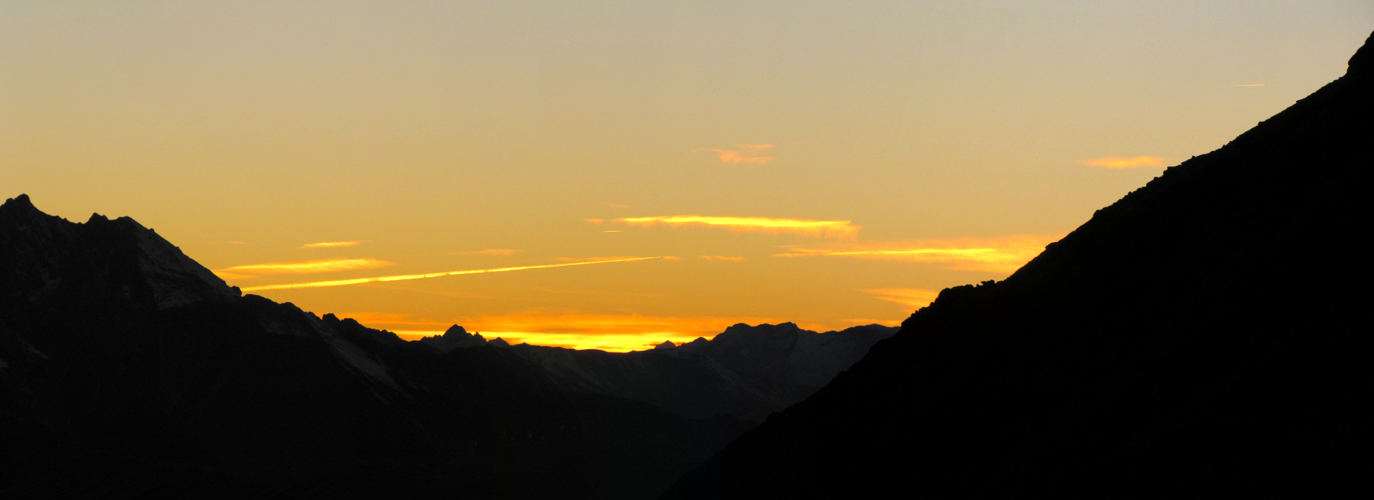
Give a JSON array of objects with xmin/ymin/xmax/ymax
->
[
  {"xmin": 0, "ymin": 197, "xmax": 747, "ymax": 499},
  {"xmin": 666, "ymin": 32, "xmax": 1374, "ymax": 498}
]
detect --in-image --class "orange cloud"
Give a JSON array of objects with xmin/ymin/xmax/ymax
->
[
  {"xmin": 585, "ymin": 218, "xmax": 605, "ymax": 224},
  {"xmin": 300, "ymin": 241, "xmax": 365, "ymax": 249},
  {"xmin": 775, "ymin": 235, "xmax": 1061, "ymax": 273},
  {"xmin": 237, "ymin": 256, "xmax": 663, "ymax": 292},
  {"xmin": 616, "ymin": 216, "xmax": 859, "ymax": 239},
  {"xmin": 700, "ymin": 255, "xmax": 745, "ymax": 261},
  {"xmin": 454, "ymin": 249, "xmax": 524, "ymax": 256},
  {"xmin": 1081, "ymin": 156, "xmax": 1166, "ymax": 169},
  {"xmin": 213, "ymin": 258, "xmax": 395, "ymax": 280},
  {"xmin": 862, "ymin": 288, "xmax": 941, "ymax": 310},
  {"xmin": 709, "ymin": 143, "xmax": 775, "ymax": 165}
]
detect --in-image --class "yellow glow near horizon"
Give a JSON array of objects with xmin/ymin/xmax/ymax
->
[
  {"xmin": 617, "ymin": 216, "xmax": 860, "ymax": 239},
  {"xmin": 238, "ymin": 256, "xmax": 663, "ymax": 292},
  {"xmin": 300, "ymin": 241, "xmax": 365, "ymax": 249},
  {"xmin": 775, "ymin": 235, "xmax": 1060, "ymax": 273},
  {"xmin": 365, "ymin": 311, "xmax": 824, "ymax": 351},
  {"xmin": 213, "ymin": 258, "xmax": 395, "ymax": 280},
  {"xmin": 1081, "ymin": 156, "xmax": 1166, "ymax": 169}
]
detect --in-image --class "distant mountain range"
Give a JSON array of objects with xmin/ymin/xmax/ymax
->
[
  {"xmin": 0, "ymin": 196, "xmax": 890, "ymax": 499},
  {"xmin": 422, "ymin": 322, "xmax": 895, "ymax": 421},
  {"xmin": 664, "ymin": 30, "xmax": 1374, "ymax": 498}
]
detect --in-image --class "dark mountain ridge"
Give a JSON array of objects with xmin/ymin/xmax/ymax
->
[
  {"xmin": 0, "ymin": 194, "xmax": 893, "ymax": 498},
  {"xmin": 666, "ymin": 31, "xmax": 1374, "ymax": 497},
  {"xmin": 1, "ymin": 197, "xmax": 750, "ymax": 499},
  {"xmin": 493, "ymin": 322, "xmax": 896, "ymax": 421}
]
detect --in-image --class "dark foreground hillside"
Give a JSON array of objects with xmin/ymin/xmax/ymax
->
[
  {"xmin": 666, "ymin": 31, "xmax": 1374, "ymax": 498},
  {"xmin": 0, "ymin": 197, "xmax": 755, "ymax": 499}
]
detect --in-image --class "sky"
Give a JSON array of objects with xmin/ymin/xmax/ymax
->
[{"xmin": 4, "ymin": 1, "xmax": 1371, "ymax": 351}]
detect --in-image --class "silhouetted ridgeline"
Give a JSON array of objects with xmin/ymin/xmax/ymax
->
[
  {"xmin": 424, "ymin": 322, "xmax": 895, "ymax": 421},
  {"xmin": 665, "ymin": 31, "xmax": 1374, "ymax": 498},
  {"xmin": 0, "ymin": 195, "xmax": 887, "ymax": 499}
]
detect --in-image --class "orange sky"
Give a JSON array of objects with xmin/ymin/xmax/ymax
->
[{"xmin": 4, "ymin": 2, "xmax": 1371, "ymax": 351}]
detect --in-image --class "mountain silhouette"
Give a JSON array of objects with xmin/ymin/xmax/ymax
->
[
  {"xmin": 497, "ymin": 323, "xmax": 895, "ymax": 421},
  {"xmin": 665, "ymin": 31, "xmax": 1374, "ymax": 498},
  {"xmin": 0, "ymin": 194, "xmax": 895, "ymax": 498},
  {"xmin": 0, "ymin": 197, "xmax": 755, "ymax": 499}
]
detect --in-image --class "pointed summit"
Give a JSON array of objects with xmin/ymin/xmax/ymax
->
[{"xmin": 442, "ymin": 324, "xmax": 471, "ymax": 339}]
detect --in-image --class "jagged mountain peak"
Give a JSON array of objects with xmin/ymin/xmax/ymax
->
[{"xmin": 0, "ymin": 195, "xmax": 238, "ymax": 311}]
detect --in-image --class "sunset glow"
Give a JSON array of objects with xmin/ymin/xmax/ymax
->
[
  {"xmin": 238, "ymin": 256, "xmax": 662, "ymax": 292},
  {"xmin": 372, "ymin": 311, "xmax": 815, "ymax": 351},
  {"xmin": 8, "ymin": 1, "xmax": 1358, "ymax": 355},
  {"xmin": 616, "ymin": 216, "xmax": 860, "ymax": 239}
]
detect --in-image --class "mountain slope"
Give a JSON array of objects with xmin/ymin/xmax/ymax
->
[
  {"xmin": 0, "ymin": 197, "xmax": 749, "ymax": 499},
  {"xmin": 665, "ymin": 31, "xmax": 1374, "ymax": 498}
]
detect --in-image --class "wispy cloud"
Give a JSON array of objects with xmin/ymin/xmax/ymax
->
[
  {"xmin": 700, "ymin": 255, "xmax": 745, "ymax": 261},
  {"xmin": 1081, "ymin": 156, "xmax": 1166, "ymax": 169},
  {"xmin": 862, "ymin": 288, "xmax": 941, "ymax": 310},
  {"xmin": 300, "ymin": 241, "xmax": 365, "ymax": 249},
  {"xmin": 616, "ymin": 216, "xmax": 859, "ymax": 239},
  {"xmin": 453, "ymin": 249, "xmax": 524, "ymax": 256},
  {"xmin": 708, "ymin": 143, "xmax": 776, "ymax": 165},
  {"xmin": 774, "ymin": 235, "xmax": 1061, "ymax": 273},
  {"xmin": 213, "ymin": 258, "xmax": 395, "ymax": 280},
  {"xmin": 237, "ymin": 256, "xmax": 663, "ymax": 292},
  {"xmin": 585, "ymin": 218, "xmax": 605, "ymax": 224}
]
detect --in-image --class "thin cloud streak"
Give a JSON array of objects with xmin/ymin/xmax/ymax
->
[
  {"xmin": 301, "ymin": 241, "xmax": 365, "ymax": 249},
  {"xmin": 1082, "ymin": 156, "xmax": 1166, "ymax": 169},
  {"xmin": 214, "ymin": 258, "xmax": 395, "ymax": 279},
  {"xmin": 617, "ymin": 216, "xmax": 859, "ymax": 239},
  {"xmin": 775, "ymin": 235, "xmax": 1061, "ymax": 273},
  {"xmin": 239, "ymin": 256, "xmax": 662, "ymax": 292},
  {"xmin": 709, "ymin": 143, "xmax": 775, "ymax": 165},
  {"xmin": 700, "ymin": 255, "xmax": 745, "ymax": 261},
  {"xmin": 862, "ymin": 288, "xmax": 941, "ymax": 310}
]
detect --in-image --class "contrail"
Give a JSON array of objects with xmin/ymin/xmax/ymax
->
[{"xmin": 240, "ymin": 256, "xmax": 662, "ymax": 292}]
